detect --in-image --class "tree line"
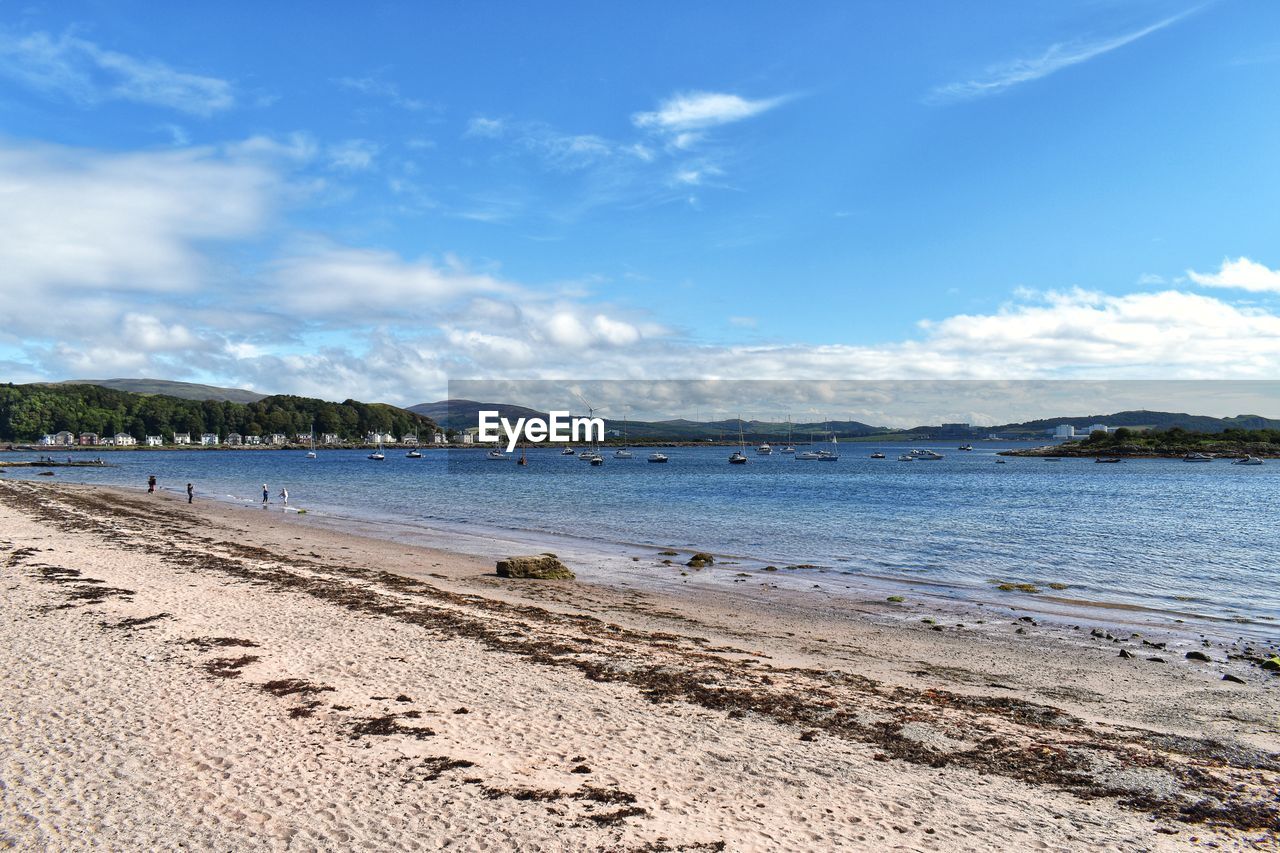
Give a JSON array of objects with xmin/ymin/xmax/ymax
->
[{"xmin": 0, "ymin": 384, "xmax": 438, "ymax": 443}]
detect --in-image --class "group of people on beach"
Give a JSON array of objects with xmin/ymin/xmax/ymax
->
[{"xmin": 143, "ymin": 476, "xmax": 287, "ymax": 507}]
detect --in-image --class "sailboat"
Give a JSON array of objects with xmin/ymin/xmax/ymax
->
[
  {"xmin": 367, "ymin": 437, "xmax": 385, "ymax": 461},
  {"xmin": 517, "ymin": 445, "xmax": 528, "ymax": 466},
  {"xmin": 780, "ymin": 417, "xmax": 796, "ymax": 454},
  {"xmin": 816, "ymin": 429, "xmax": 839, "ymax": 461},
  {"xmin": 729, "ymin": 417, "xmax": 748, "ymax": 464},
  {"xmin": 306, "ymin": 423, "xmax": 317, "ymax": 459},
  {"xmin": 614, "ymin": 416, "xmax": 633, "ymax": 458}
]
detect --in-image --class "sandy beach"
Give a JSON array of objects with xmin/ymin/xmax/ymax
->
[{"xmin": 1, "ymin": 480, "xmax": 1276, "ymax": 851}]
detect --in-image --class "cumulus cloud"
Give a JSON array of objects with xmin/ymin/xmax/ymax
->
[
  {"xmin": 1187, "ymin": 257, "xmax": 1280, "ymax": 293},
  {"xmin": 0, "ymin": 29, "xmax": 234, "ymax": 115},
  {"xmin": 0, "ymin": 140, "xmax": 277, "ymax": 296}
]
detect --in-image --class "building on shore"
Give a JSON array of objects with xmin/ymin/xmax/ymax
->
[
  {"xmin": 112, "ymin": 433, "xmax": 137, "ymax": 447},
  {"xmin": 146, "ymin": 435, "xmax": 164, "ymax": 447},
  {"xmin": 1052, "ymin": 424, "xmax": 1076, "ymax": 438},
  {"xmin": 173, "ymin": 433, "xmax": 192, "ymax": 445},
  {"xmin": 401, "ymin": 433, "xmax": 418, "ymax": 446},
  {"xmin": 268, "ymin": 433, "xmax": 287, "ymax": 446},
  {"xmin": 320, "ymin": 433, "xmax": 339, "ymax": 445},
  {"xmin": 244, "ymin": 435, "xmax": 262, "ymax": 446},
  {"xmin": 200, "ymin": 433, "xmax": 219, "ymax": 446},
  {"xmin": 78, "ymin": 432, "xmax": 98, "ymax": 446},
  {"xmin": 225, "ymin": 432, "xmax": 243, "ymax": 447}
]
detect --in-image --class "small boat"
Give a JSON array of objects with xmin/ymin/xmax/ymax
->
[
  {"xmin": 898, "ymin": 454, "xmax": 915, "ymax": 462},
  {"xmin": 590, "ymin": 455, "xmax": 604, "ymax": 466},
  {"xmin": 730, "ymin": 418, "xmax": 748, "ymax": 464},
  {"xmin": 368, "ymin": 446, "xmax": 385, "ymax": 462},
  {"xmin": 614, "ymin": 448, "xmax": 633, "ymax": 458},
  {"xmin": 756, "ymin": 442, "xmax": 772, "ymax": 455},
  {"xmin": 958, "ymin": 444, "xmax": 973, "ymax": 451},
  {"xmin": 1095, "ymin": 456, "xmax": 1123, "ymax": 464},
  {"xmin": 780, "ymin": 418, "xmax": 796, "ymax": 453},
  {"xmin": 817, "ymin": 432, "xmax": 839, "ymax": 461},
  {"xmin": 780, "ymin": 445, "xmax": 796, "ymax": 454},
  {"xmin": 306, "ymin": 423, "xmax": 317, "ymax": 458},
  {"xmin": 647, "ymin": 452, "xmax": 668, "ymax": 463},
  {"xmin": 579, "ymin": 450, "xmax": 602, "ymax": 462},
  {"xmin": 910, "ymin": 449, "xmax": 944, "ymax": 460},
  {"xmin": 517, "ymin": 446, "xmax": 528, "ymax": 466},
  {"xmin": 1044, "ymin": 457, "xmax": 1062, "ymax": 462},
  {"xmin": 870, "ymin": 452, "xmax": 886, "ymax": 459},
  {"xmin": 406, "ymin": 449, "xmax": 422, "ymax": 459},
  {"xmin": 486, "ymin": 449, "xmax": 507, "ymax": 460},
  {"xmin": 1233, "ymin": 455, "xmax": 1264, "ymax": 466},
  {"xmin": 797, "ymin": 450, "xmax": 821, "ymax": 460},
  {"xmin": 561, "ymin": 446, "xmax": 576, "ymax": 456},
  {"xmin": 1184, "ymin": 452, "xmax": 1214, "ymax": 462},
  {"xmin": 995, "ymin": 458, "xmax": 1006, "ymax": 464}
]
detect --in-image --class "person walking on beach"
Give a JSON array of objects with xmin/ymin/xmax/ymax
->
[
  {"xmin": 278, "ymin": 487, "xmax": 288, "ymax": 506},
  {"xmin": 262, "ymin": 484, "xmax": 269, "ymax": 506},
  {"xmin": 187, "ymin": 483, "xmax": 194, "ymax": 504},
  {"xmin": 147, "ymin": 475, "xmax": 156, "ymax": 494}
]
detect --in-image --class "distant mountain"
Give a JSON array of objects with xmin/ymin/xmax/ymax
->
[
  {"xmin": 412, "ymin": 400, "xmax": 887, "ymax": 440},
  {"xmin": 52, "ymin": 378, "xmax": 266, "ymax": 404},
  {"xmin": 993, "ymin": 409, "xmax": 1280, "ymax": 435},
  {"xmin": 409, "ymin": 400, "xmax": 549, "ymax": 430}
]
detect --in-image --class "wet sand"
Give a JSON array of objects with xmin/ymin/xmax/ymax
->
[{"xmin": 1, "ymin": 480, "xmax": 1276, "ymax": 851}]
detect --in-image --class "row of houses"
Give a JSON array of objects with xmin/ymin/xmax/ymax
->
[{"xmin": 40, "ymin": 430, "xmax": 436, "ymax": 447}]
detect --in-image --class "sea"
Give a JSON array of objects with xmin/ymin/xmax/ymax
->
[{"xmin": 4, "ymin": 443, "xmax": 1277, "ymax": 644}]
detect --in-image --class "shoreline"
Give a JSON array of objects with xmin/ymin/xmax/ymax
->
[{"xmin": 1, "ymin": 479, "xmax": 1277, "ymax": 849}]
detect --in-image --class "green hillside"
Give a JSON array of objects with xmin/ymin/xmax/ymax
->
[
  {"xmin": 1, "ymin": 384, "xmax": 436, "ymax": 443},
  {"xmin": 52, "ymin": 378, "xmax": 267, "ymax": 403}
]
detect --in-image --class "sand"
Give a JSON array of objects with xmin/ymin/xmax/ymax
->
[{"xmin": 0, "ymin": 480, "xmax": 1276, "ymax": 851}]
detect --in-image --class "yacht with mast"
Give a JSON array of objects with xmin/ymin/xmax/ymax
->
[{"xmin": 729, "ymin": 417, "xmax": 748, "ymax": 464}]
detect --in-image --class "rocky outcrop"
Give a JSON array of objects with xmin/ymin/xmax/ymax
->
[{"xmin": 496, "ymin": 554, "xmax": 575, "ymax": 580}]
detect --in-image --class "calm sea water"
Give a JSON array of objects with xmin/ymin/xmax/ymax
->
[{"xmin": 4, "ymin": 444, "xmax": 1277, "ymax": 640}]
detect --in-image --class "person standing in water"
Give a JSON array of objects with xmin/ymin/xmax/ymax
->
[
  {"xmin": 278, "ymin": 487, "xmax": 288, "ymax": 506},
  {"xmin": 147, "ymin": 475, "xmax": 156, "ymax": 494},
  {"xmin": 187, "ymin": 483, "xmax": 194, "ymax": 504},
  {"xmin": 262, "ymin": 484, "xmax": 269, "ymax": 506}
]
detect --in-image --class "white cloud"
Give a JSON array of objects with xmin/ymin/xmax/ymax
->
[
  {"xmin": 465, "ymin": 117, "xmax": 506, "ymax": 138},
  {"xmin": 0, "ymin": 140, "xmax": 277, "ymax": 296},
  {"xmin": 929, "ymin": 10, "xmax": 1196, "ymax": 103},
  {"xmin": 335, "ymin": 75, "xmax": 426, "ymax": 110},
  {"xmin": 1187, "ymin": 256, "xmax": 1280, "ymax": 293},
  {"xmin": 0, "ymin": 30, "xmax": 234, "ymax": 115},
  {"xmin": 327, "ymin": 139, "xmax": 379, "ymax": 171},
  {"xmin": 633, "ymin": 91, "xmax": 787, "ymax": 132}
]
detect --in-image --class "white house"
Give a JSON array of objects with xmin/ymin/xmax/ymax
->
[
  {"xmin": 401, "ymin": 433, "xmax": 418, "ymax": 446},
  {"xmin": 113, "ymin": 433, "xmax": 137, "ymax": 446},
  {"xmin": 433, "ymin": 432, "xmax": 448, "ymax": 445},
  {"xmin": 244, "ymin": 435, "xmax": 262, "ymax": 446},
  {"xmin": 53, "ymin": 430, "xmax": 76, "ymax": 446},
  {"xmin": 38, "ymin": 435, "xmax": 56, "ymax": 446},
  {"xmin": 200, "ymin": 433, "xmax": 219, "ymax": 446},
  {"xmin": 146, "ymin": 435, "xmax": 164, "ymax": 447},
  {"xmin": 173, "ymin": 433, "xmax": 192, "ymax": 445},
  {"xmin": 320, "ymin": 433, "xmax": 339, "ymax": 445},
  {"xmin": 225, "ymin": 432, "xmax": 243, "ymax": 446},
  {"xmin": 268, "ymin": 433, "xmax": 287, "ymax": 446}
]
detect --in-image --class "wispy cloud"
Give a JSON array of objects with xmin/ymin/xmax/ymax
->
[
  {"xmin": 465, "ymin": 116, "xmax": 506, "ymax": 138},
  {"xmin": 928, "ymin": 9, "xmax": 1197, "ymax": 103},
  {"xmin": 0, "ymin": 30, "xmax": 234, "ymax": 115},
  {"xmin": 1187, "ymin": 256, "xmax": 1280, "ymax": 293},
  {"xmin": 633, "ymin": 91, "xmax": 788, "ymax": 134},
  {"xmin": 327, "ymin": 139, "xmax": 379, "ymax": 171},
  {"xmin": 336, "ymin": 75, "xmax": 427, "ymax": 111}
]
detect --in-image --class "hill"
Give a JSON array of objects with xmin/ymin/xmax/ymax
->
[
  {"xmin": 51, "ymin": 378, "xmax": 267, "ymax": 404},
  {"xmin": 1, "ymin": 384, "xmax": 435, "ymax": 443},
  {"xmin": 993, "ymin": 409, "xmax": 1280, "ymax": 435}
]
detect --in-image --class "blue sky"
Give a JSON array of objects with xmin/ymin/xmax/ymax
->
[{"xmin": 0, "ymin": 1, "xmax": 1278, "ymax": 412}]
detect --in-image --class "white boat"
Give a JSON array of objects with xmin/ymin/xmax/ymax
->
[
  {"xmin": 780, "ymin": 417, "xmax": 796, "ymax": 453},
  {"xmin": 406, "ymin": 449, "xmax": 422, "ymax": 458},
  {"xmin": 797, "ymin": 450, "xmax": 821, "ymax": 460},
  {"xmin": 1233, "ymin": 455, "xmax": 1264, "ymax": 465},
  {"xmin": 910, "ymin": 448, "xmax": 944, "ymax": 460},
  {"xmin": 561, "ymin": 446, "xmax": 576, "ymax": 456},
  {"xmin": 368, "ymin": 439, "xmax": 384, "ymax": 461},
  {"xmin": 729, "ymin": 417, "xmax": 748, "ymax": 464},
  {"xmin": 590, "ymin": 455, "xmax": 604, "ymax": 466},
  {"xmin": 306, "ymin": 422, "xmax": 317, "ymax": 458},
  {"xmin": 647, "ymin": 452, "xmax": 668, "ymax": 463},
  {"xmin": 756, "ymin": 442, "xmax": 772, "ymax": 455},
  {"xmin": 579, "ymin": 450, "xmax": 602, "ymax": 462},
  {"xmin": 487, "ymin": 449, "xmax": 507, "ymax": 460},
  {"xmin": 1184, "ymin": 452, "xmax": 1214, "ymax": 462},
  {"xmin": 870, "ymin": 452, "xmax": 885, "ymax": 459},
  {"xmin": 898, "ymin": 454, "xmax": 915, "ymax": 462},
  {"xmin": 817, "ymin": 432, "xmax": 839, "ymax": 461},
  {"xmin": 615, "ymin": 418, "xmax": 633, "ymax": 457},
  {"xmin": 958, "ymin": 444, "xmax": 973, "ymax": 451}
]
